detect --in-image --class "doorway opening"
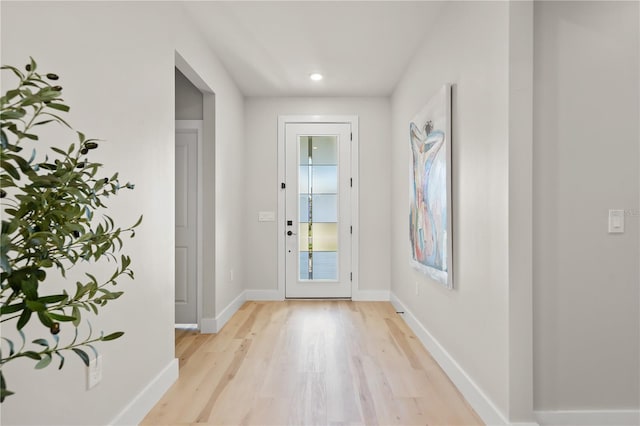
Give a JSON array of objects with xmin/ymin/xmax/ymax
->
[{"xmin": 174, "ymin": 52, "xmax": 216, "ymax": 331}]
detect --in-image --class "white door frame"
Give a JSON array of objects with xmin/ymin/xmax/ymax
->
[
  {"xmin": 176, "ymin": 120, "xmax": 203, "ymax": 327},
  {"xmin": 277, "ymin": 115, "xmax": 359, "ymax": 299}
]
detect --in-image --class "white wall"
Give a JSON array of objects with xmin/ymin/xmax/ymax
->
[
  {"xmin": 175, "ymin": 68, "xmax": 203, "ymax": 120},
  {"xmin": 0, "ymin": 2, "xmax": 245, "ymax": 424},
  {"xmin": 533, "ymin": 0, "xmax": 640, "ymax": 413},
  {"xmin": 390, "ymin": 0, "xmax": 512, "ymax": 419},
  {"xmin": 244, "ymin": 97, "xmax": 391, "ymax": 297},
  {"xmin": 170, "ymin": 9, "xmax": 246, "ymax": 322}
]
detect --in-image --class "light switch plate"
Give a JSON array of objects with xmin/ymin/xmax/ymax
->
[
  {"xmin": 258, "ymin": 211, "xmax": 275, "ymax": 222},
  {"xmin": 608, "ymin": 209, "xmax": 625, "ymax": 233}
]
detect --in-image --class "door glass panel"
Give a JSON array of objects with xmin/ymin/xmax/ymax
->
[
  {"xmin": 299, "ymin": 252, "xmax": 338, "ymax": 280},
  {"xmin": 298, "ymin": 195, "xmax": 337, "ymax": 223},
  {"xmin": 298, "ymin": 166, "xmax": 337, "ymax": 194},
  {"xmin": 298, "ymin": 135, "xmax": 338, "ymax": 281}
]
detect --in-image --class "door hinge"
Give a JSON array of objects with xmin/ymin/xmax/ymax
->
[
  {"xmin": 350, "ymin": 178, "xmax": 353, "ymax": 187},
  {"xmin": 350, "ymin": 132, "xmax": 353, "ymax": 141},
  {"xmin": 350, "ymin": 226, "xmax": 352, "ymax": 234},
  {"xmin": 281, "ymin": 182, "xmax": 286, "ymax": 189},
  {"xmin": 350, "ymin": 272, "xmax": 353, "ymax": 281}
]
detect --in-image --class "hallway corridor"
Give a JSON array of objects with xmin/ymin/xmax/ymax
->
[{"xmin": 142, "ymin": 301, "xmax": 482, "ymax": 425}]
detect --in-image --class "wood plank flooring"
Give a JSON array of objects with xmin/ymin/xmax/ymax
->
[{"xmin": 142, "ymin": 301, "xmax": 483, "ymax": 426}]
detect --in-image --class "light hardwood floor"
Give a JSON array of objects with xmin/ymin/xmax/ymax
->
[{"xmin": 142, "ymin": 301, "xmax": 483, "ymax": 426}]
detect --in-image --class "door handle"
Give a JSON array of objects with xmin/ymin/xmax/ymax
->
[{"xmin": 287, "ymin": 230, "xmax": 296, "ymax": 236}]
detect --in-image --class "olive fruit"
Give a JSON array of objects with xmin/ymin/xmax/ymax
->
[{"xmin": 50, "ymin": 322, "xmax": 60, "ymax": 335}]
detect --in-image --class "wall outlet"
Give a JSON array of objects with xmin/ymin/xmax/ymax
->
[{"xmin": 87, "ymin": 355, "xmax": 103, "ymax": 390}]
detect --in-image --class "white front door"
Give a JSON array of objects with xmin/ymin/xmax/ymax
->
[
  {"xmin": 285, "ymin": 122, "xmax": 352, "ymax": 298},
  {"xmin": 175, "ymin": 124, "xmax": 199, "ymax": 323}
]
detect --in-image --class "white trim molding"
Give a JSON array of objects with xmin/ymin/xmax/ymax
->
[
  {"xmin": 110, "ymin": 358, "xmax": 179, "ymax": 426},
  {"xmin": 214, "ymin": 291, "xmax": 247, "ymax": 332},
  {"xmin": 535, "ymin": 410, "xmax": 640, "ymax": 426},
  {"xmin": 200, "ymin": 317, "xmax": 216, "ymax": 334},
  {"xmin": 245, "ymin": 289, "xmax": 282, "ymax": 301},
  {"xmin": 390, "ymin": 292, "xmax": 509, "ymax": 425},
  {"xmin": 352, "ymin": 290, "xmax": 390, "ymax": 301}
]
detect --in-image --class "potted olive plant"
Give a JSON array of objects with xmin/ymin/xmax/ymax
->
[{"xmin": 0, "ymin": 58, "xmax": 142, "ymax": 401}]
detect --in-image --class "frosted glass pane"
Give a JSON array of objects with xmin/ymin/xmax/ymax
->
[
  {"xmin": 299, "ymin": 251, "xmax": 337, "ymax": 281},
  {"xmin": 299, "ymin": 166, "xmax": 309, "ymax": 193},
  {"xmin": 299, "ymin": 165, "xmax": 337, "ymax": 194},
  {"xmin": 299, "ymin": 195, "xmax": 337, "ymax": 222},
  {"xmin": 299, "ymin": 135, "xmax": 337, "ymax": 165},
  {"xmin": 298, "ymin": 223, "xmax": 338, "ymax": 252},
  {"xmin": 312, "ymin": 166, "xmax": 337, "ymax": 194}
]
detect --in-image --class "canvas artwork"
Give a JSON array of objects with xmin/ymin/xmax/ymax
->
[{"xmin": 409, "ymin": 84, "xmax": 453, "ymax": 288}]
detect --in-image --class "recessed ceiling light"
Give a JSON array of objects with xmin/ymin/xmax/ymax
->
[{"xmin": 309, "ymin": 73, "xmax": 323, "ymax": 81}]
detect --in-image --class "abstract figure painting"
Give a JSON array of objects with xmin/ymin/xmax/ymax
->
[{"xmin": 409, "ymin": 84, "xmax": 453, "ymax": 288}]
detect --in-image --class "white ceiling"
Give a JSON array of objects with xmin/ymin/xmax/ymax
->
[{"xmin": 182, "ymin": 1, "xmax": 444, "ymax": 97}]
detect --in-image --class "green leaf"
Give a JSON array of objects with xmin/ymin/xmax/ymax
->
[
  {"xmin": 21, "ymin": 274, "xmax": 38, "ymax": 300},
  {"xmin": 1, "ymin": 160, "xmax": 20, "ymax": 179},
  {"xmin": 0, "ymin": 302, "xmax": 24, "ymax": 315},
  {"xmin": 0, "ymin": 109, "xmax": 26, "ymax": 120},
  {"xmin": 101, "ymin": 331, "xmax": 124, "ymax": 341},
  {"xmin": 35, "ymin": 353, "xmax": 52, "ymax": 369},
  {"xmin": 20, "ymin": 133, "xmax": 38, "ymax": 141},
  {"xmin": 46, "ymin": 103, "xmax": 70, "ymax": 112},
  {"xmin": 40, "ymin": 112, "xmax": 70, "ymax": 128},
  {"xmin": 55, "ymin": 351, "xmax": 65, "ymax": 369},
  {"xmin": 38, "ymin": 294, "xmax": 67, "ymax": 304},
  {"xmin": 16, "ymin": 309, "xmax": 32, "ymax": 330},
  {"xmin": 32, "ymin": 338, "xmax": 49, "ymax": 347},
  {"xmin": 37, "ymin": 311, "xmax": 54, "ymax": 328},
  {"xmin": 1, "ymin": 370, "xmax": 14, "ymax": 403},
  {"xmin": 1, "ymin": 64, "xmax": 25, "ymax": 79},
  {"xmin": 72, "ymin": 348, "xmax": 90, "ymax": 367},
  {"xmin": 50, "ymin": 146, "xmax": 67, "ymax": 156},
  {"xmin": 22, "ymin": 351, "xmax": 41, "ymax": 361},
  {"xmin": 72, "ymin": 306, "xmax": 81, "ymax": 327},
  {"xmin": 48, "ymin": 312, "xmax": 76, "ymax": 322},
  {"xmin": 1, "ymin": 337, "xmax": 15, "ymax": 356},
  {"xmin": 25, "ymin": 300, "xmax": 46, "ymax": 312},
  {"xmin": 33, "ymin": 119, "xmax": 56, "ymax": 126}
]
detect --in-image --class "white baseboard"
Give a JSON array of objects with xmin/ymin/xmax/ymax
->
[
  {"xmin": 352, "ymin": 289, "xmax": 390, "ymax": 301},
  {"xmin": 200, "ymin": 317, "xmax": 216, "ymax": 334},
  {"xmin": 109, "ymin": 358, "xmax": 179, "ymax": 426},
  {"xmin": 245, "ymin": 289, "xmax": 282, "ymax": 301},
  {"xmin": 214, "ymin": 291, "xmax": 247, "ymax": 332},
  {"xmin": 390, "ymin": 292, "xmax": 508, "ymax": 425},
  {"xmin": 535, "ymin": 410, "xmax": 640, "ymax": 426}
]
